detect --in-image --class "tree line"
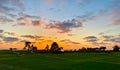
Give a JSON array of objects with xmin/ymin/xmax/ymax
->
[{"xmin": 9, "ymin": 41, "xmax": 120, "ymax": 53}]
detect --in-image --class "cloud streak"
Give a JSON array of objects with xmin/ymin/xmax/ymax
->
[
  {"xmin": 60, "ymin": 39, "xmax": 80, "ymax": 44},
  {"xmin": 21, "ymin": 35, "xmax": 43, "ymax": 40},
  {"xmin": 3, "ymin": 37, "xmax": 19, "ymax": 42},
  {"xmin": 83, "ymin": 36, "xmax": 98, "ymax": 43}
]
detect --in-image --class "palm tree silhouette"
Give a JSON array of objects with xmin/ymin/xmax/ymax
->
[{"xmin": 23, "ymin": 41, "xmax": 31, "ymax": 50}]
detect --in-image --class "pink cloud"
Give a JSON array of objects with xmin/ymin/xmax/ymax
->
[
  {"xmin": 32, "ymin": 19, "xmax": 47, "ymax": 27},
  {"xmin": 110, "ymin": 9, "xmax": 120, "ymax": 25},
  {"xmin": 44, "ymin": 0, "xmax": 53, "ymax": 4},
  {"xmin": 15, "ymin": 15, "xmax": 47, "ymax": 27}
]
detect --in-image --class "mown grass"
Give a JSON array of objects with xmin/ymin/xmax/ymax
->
[{"xmin": 0, "ymin": 50, "xmax": 120, "ymax": 70}]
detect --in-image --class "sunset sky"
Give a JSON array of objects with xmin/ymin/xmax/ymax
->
[{"xmin": 0, "ymin": 0, "xmax": 120, "ymax": 50}]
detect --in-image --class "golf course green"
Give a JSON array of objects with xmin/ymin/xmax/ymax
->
[{"xmin": 0, "ymin": 50, "xmax": 120, "ymax": 70}]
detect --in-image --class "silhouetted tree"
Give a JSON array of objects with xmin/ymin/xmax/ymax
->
[
  {"xmin": 9, "ymin": 48, "xmax": 12, "ymax": 51},
  {"xmin": 32, "ymin": 46, "xmax": 37, "ymax": 51},
  {"xmin": 58, "ymin": 47, "xmax": 63, "ymax": 51},
  {"xmin": 94, "ymin": 48, "xmax": 99, "ymax": 51},
  {"xmin": 45, "ymin": 44, "xmax": 49, "ymax": 51},
  {"xmin": 30, "ymin": 44, "xmax": 37, "ymax": 53},
  {"xmin": 79, "ymin": 47, "xmax": 106, "ymax": 52},
  {"xmin": 113, "ymin": 45, "xmax": 120, "ymax": 51},
  {"xmin": 87, "ymin": 48, "xmax": 93, "ymax": 52},
  {"xmin": 100, "ymin": 46, "xmax": 106, "ymax": 51},
  {"xmin": 81, "ymin": 47, "xmax": 87, "ymax": 52},
  {"xmin": 50, "ymin": 42, "xmax": 61, "ymax": 53}
]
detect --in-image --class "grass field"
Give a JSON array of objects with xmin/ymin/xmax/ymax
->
[{"xmin": 0, "ymin": 51, "xmax": 120, "ymax": 70}]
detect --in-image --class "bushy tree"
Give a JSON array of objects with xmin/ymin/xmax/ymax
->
[
  {"xmin": 113, "ymin": 45, "xmax": 120, "ymax": 51},
  {"xmin": 50, "ymin": 42, "xmax": 63, "ymax": 53},
  {"xmin": 50, "ymin": 42, "xmax": 59, "ymax": 52}
]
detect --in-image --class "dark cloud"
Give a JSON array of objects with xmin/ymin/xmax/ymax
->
[
  {"xmin": 16, "ymin": 16, "xmax": 31, "ymax": 26},
  {"xmin": 17, "ymin": 17, "xmax": 24, "ymax": 21},
  {"xmin": 102, "ymin": 35, "xmax": 114, "ymax": 39},
  {"xmin": 0, "ymin": 16, "xmax": 14, "ymax": 24},
  {"xmin": 100, "ymin": 35, "xmax": 120, "ymax": 43},
  {"xmin": 118, "ymin": 35, "xmax": 120, "ymax": 37},
  {"xmin": 49, "ymin": 8, "xmax": 55, "ymax": 11},
  {"xmin": 0, "ymin": 29, "xmax": 4, "ymax": 33},
  {"xmin": 4, "ymin": 32, "xmax": 16, "ymax": 36},
  {"xmin": 107, "ymin": 38, "xmax": 120, "ymax": 43},
  {"xmin": 83, "ymin": 36, "xmax": 98, "ymax": 42},
  {"xmin": 21, "ymin": 35, "xmax": 36, "ymax": 39},
  {"xmin": 18, "ymin": 13, "xmax": 40, "ymax": 19},
  {"xmin": 0, "ymin": 0, "xmax": 25, "ymax": 16},
  {"xmin": 60, "ymin": 39, "xmax": 80, "ymax": 44},
  {"xmin": 71, "ymin": 42, "xmax": 80, "ymax": 44},
  {"xmin": 20, "ymin": 40, "xmax": 29, "ymax": 42},
  {"xmin": 113, "ymin": 38, "xmax": 120, "ymax": 43},
  {"xmin": 0, "ymin": 30, "xmax": 16, "ymax": 39},
  {"xmin": 98, "ymin": 29, "xmax": 113, "ymax": 35},
  {"xmin": 98, "ymin": 32, "xmax": 104, "ymax": 35},
  {"xmin": 8, "ymin": 14, "xmax": 17, "ymax": 18},
  {"xmin": 15, "ymin": 17, "xmax": 82, "ymax": 33},
  {"xmin": 76, "ymin": 12, "xmax": 96, "ymax": 22},
  {"xmin": 21, "ymin": 35, "xmax": 43, "ymax": 40},
  {"xmin": 14, "ymin": 15, "xmax": 44, "ymax": 27},
  {"xmin": 0, "ymin": 6, "xmax": 16, "ymax": 12},
  {"xmin": 102, "ymin": 35, "xmax": 114, "ymax": 42},
  {"xmin": 0, "ymin": 0, "xmax": 25, "ymax": 25},
  {"xmin": 3, "ymin": 37, "xmax": 19, "ymax": 42},
  {"xmin": 0, "ymin": 6, "xmax": 15, "ymax": 16},
  {"xmin": 46, "ymin": 19, "xmax": 82, "ymax": 33},
  {"xmin": 0, "ymin": 34, "xmax": 4, "ymax": 38},
  {"xmin": 32, "ymin": 20, "xmax": 45, "ymax": 27},
  {"xmin": 98, "ymin": 42, "xmax": 108, "ymax": 45}
]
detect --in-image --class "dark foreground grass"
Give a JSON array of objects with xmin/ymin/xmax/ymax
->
[{"xmin": 0, "ymin": 50, "xmax": 120, "ymax": 70}]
